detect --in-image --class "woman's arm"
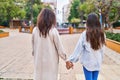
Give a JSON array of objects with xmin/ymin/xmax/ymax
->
[
  {"xmin": 67, "ymin": 32, "xmax": 84, "ymax": 63},
  {"xmin": 53, "ymin": 28, "xmax": 66, "ymax": 61}
]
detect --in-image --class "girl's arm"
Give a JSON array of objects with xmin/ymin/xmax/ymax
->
[
  {"xmin": 68, "ymin": 32, "xmax": 84, "ymax": 63},
  {"xmin": 53, "ymin": 28, "xmax": 66, "ymax": 61}
]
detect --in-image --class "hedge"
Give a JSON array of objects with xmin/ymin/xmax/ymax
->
[
  {"xmin": 0, "ymin": 30, "xmax": 4, "ymax": 33},
  {"xmin": 106, "ymin": 32, "xmax": 120, "ymax": 42},
  {"xmin": 113, "ymin": 21, "xmax": 120, "ymax": 28}
]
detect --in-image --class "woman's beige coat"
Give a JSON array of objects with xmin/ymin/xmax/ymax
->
[{"xmin": 32, "ymin": 27, "xmax": 66, "ymax": 80}]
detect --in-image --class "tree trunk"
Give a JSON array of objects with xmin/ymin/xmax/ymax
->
[
  {"xmin": 80, "ymin": 0, "xmax": 85, "ymax": 26},
  {"xmin": 80, "ymin": 11, "xmax": 84, "ymax": 25},
  {"xmin": 109, "ymin": 23, "xmax": 113, "ymax": 33},
  {"xmin": 30, "ymin": 0, "xmax": 34, "ymax": 26}
]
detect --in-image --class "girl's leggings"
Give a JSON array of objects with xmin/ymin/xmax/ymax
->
[{"xmin": 83, "ymin": 66, "xmax": 99, "ymax": 80}]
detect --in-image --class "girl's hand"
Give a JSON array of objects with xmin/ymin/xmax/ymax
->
[{"xmin": 66, "ymin": 61, "xmax": 73, "ymax": 70}]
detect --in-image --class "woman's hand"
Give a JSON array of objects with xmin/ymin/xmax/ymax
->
[{"xmin": 66, "ymin": 61, "xmax": 73, "ymax": 70}]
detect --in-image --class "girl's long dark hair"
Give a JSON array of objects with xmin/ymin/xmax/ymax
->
[
  {"xmin": 86, "ymin": 13, "xmax": 105, "ymax": 50},
  {"xmin": 37, "ymin": 8, "xmax": 56, "ymax": 38}
]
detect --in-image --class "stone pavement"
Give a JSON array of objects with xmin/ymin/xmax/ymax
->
[
  {"xmin": 113, "ymin": 29, "xmax": 120, "ymax": 33},
  {"xmin": 0, "ymin": 28, "xmax": 120, "ymax": 80}
]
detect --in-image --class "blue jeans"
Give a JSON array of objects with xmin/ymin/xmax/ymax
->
[{"xmin": 83, "ymin": 66, "xmax": 99, "ymax": 80}]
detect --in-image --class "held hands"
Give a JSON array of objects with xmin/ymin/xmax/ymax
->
[{"xmin": 66, "ymin": 61, "xmax": 73, "ymax": 70}]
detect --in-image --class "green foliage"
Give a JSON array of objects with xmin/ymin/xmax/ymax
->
[
  {"xmin": 0, "ymin": 0, "xmax": 52, "ymax": 26},
  {"xmin": 0, "ymin": 0, "xmax": 26, "ymax": 26},
  {"xmin": 25, "ymin": 1, "xmax": 31, "ymax": 20},
  {"xmin": 34, "ymin": 0, "xmax": 41, "ymax": 3},
  {"xmin": 70, "ymin": 18, "xmax": 80, "ymax": 28},
  {"xmin": 106, "ymin": 32, "xmax": 120, "ymax": 42},
  {"xmin": 33, "ymin": 4, "xmax": 43, "ymax": 24},
  {"xmin": 95, "ymin": 0, "xmax": 120, "ymax": 28},
  {"xmin": 71, "ymin": 18, "xmax": 80, "ymax": 23},
  {"xmin": 25, "ymin": 0, "xmax": 51, "ymax": 25},
  {"xmin": 79, "ymin": 1, "xmax": 96, "ymax": 19},
  {"xmin": 109, "ymin": 1, "xmax": 120, "ymax": 22},
  {"xmin": 68, "ymin": 0, "xmax": 80, "ymax": 22},
  {"xmin": 113, "ymin": 21, "xmax": 120, "ymax": 28},
  {"xmin": 18, "ymin": 9, "xmax": 26, "ymax": 19},
  {"xmin": 79, "ymin": 1, "xmax": 95, "ymax": 13},
  {"xmin": 0, "ymin": 30, "xmax": 4, "ymax": 33},
  {"xmin": 68, "ymin": 0, "xmax": 96, "ymax": 22},
  {"xmin": 33, "ymin": 4, "xmax": 52, "ymax": 24}
]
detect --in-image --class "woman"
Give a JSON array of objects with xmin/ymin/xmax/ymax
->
[
  {"xmin": 32, "ymin": 8, "xmax": 66, "ymax": 80},
  {"xmin": 66, "ymin": 13, "xmax": 106, "ymax": 80}
]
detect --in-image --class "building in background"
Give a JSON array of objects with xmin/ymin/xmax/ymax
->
[
  {"xmin": 62, "ymin": 0, "xmax": 72, "ymax": 23},
  {"xmin": 41, "ymin": 0, "xmax": 71, "ymax": 25},
  {"xmin": 41, "ymin": 0, "xmax": 57, "ymax": 10},
  {"xmin": 62, "ymin": 4, "xmax": 70, "ymax": 23}
]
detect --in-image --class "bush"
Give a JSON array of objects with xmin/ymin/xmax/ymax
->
[
  {"xmin": 0, "ymin": 30, "xmax": 4, "ymax": 33},
  {"xmin": 0, "ymin": 21, "xmax": 9, "ymax": 27},
  {"xmin": 106, "ymin": 32, "xmax": 120, "ymax": 42},
  {"xmin": 113, "ymin": 21, "xmax": 120, "ymax": 28}
]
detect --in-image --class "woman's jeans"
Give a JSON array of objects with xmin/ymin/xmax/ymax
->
[{"xmin": 83, "ymin": 67, "xmax": 99, "ymax": 80}]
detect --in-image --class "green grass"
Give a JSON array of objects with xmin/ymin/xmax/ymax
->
[{"xmin": 106, "ymin": 32, "xmax": 120, "ymax": 42}]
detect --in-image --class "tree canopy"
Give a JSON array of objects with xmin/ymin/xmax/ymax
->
[
  {"xmin": 0, "ymin": 0, "xmax": 26, "ymax": 26},
  {"xmin": 78, "ymin": 0, "xmax": 96, "ymax": 19},
  {"xmin": 68, "ymin": 0, "xmax": 120, "ymax": 30},
  {"xmin": 68, "ymin": 0, "xmax": 80, "ymax": 22},
  {"xmin": 0, "ymin": 0, "xmax": 51, "ymax": 26}
]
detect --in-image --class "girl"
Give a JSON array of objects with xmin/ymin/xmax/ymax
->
[
  {"xmin": 66, "ymin": 13, "xmax": 106, "ymax": 80},
  {"xmin": 32, "ymin": 8, "xmax": 66, "ymax": 80}
]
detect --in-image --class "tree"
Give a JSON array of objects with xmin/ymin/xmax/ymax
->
[
  {"xmin": 107, "ymin": 0, "xmax": 120, "ymax": 32},
  {"xmin": 0, "ymin": 0, "xmax": 52, "ymax": 26},
  {"xmin": 25, "ymin": 0, "xmax": 51, "ymax": 25},
  {"xmin": 79, "ymin": 0, "xmax": 96, "ymax": 19},
  {"xmin": 79, "ymin": 0, "xmax": 86, "ymax": 25},
  {"xmin": 32, "ymin": 3, "xmax": 43, "ymax": 24},
  {"xmin": 78, "ymin": 0, "xmax": 120, "ymax": 32},
  {"xmin": 68, "ymin": 0, "xmax": 80, "ymax": 22},
  {"xmin": 71, "ymin": 17, "xmax": 80, "ymax": 28},
  {"xmin": 95, "ymin": 0, "xmax": 120, "ymax": 32},
  {"xmin": 0, "ymin": 0, "xmax": 26, "ymax": 26}
]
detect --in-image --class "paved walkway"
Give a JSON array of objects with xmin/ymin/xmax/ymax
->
[
  {"xmin": 113, "ymin": 29, "xmax": 120, "ymax": 33},
  {"xmin": 0, "ymin": 28, "xmax": 120, "ymax": 80}
]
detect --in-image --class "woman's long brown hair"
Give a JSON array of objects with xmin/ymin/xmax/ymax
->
[
  {"xmin": 86, "ymin": 13, "xmax": 105, "ymax": 50},
  {"xmin": 37, "ymin": 8, "xmax": 56, "ymax": 38}
]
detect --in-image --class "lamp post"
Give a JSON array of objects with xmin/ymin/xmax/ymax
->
[{"xmin": 98, "ymin": 0, "xmax": 102, "ymax": 28}]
